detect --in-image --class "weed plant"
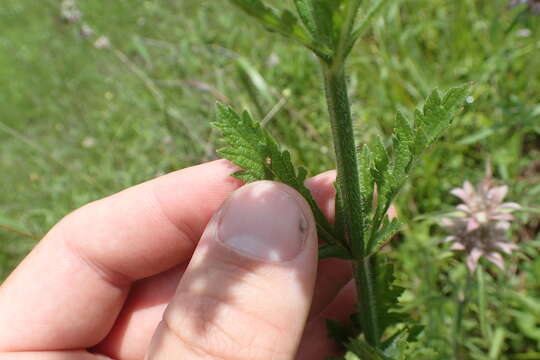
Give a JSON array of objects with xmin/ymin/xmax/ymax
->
[{"xmin": 0, "ymin": 0, "xmax": 539, "ymax": 357}]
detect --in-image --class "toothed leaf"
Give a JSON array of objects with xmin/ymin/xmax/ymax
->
[
  {"xmin": 213, "ymin": 103, "xmax": 337, "ymax": 245},
  {"xmin": 371, "ymin": 135, "xmax": 389, "ymax": 186},
  {"xmin": 228, "ymin": 0, "xmax": 331, "ymax": 57},
  {"xmin": 376, "ymin": 261, "xmax": 407, "ymax": 337},
  {"xmin": 369, "ymin": 217, "xmax": 401, "ymax": 254},
  {"xmin": 229, "ymin": 0, "xmax": 297, "ymax": 34},
  {"xmin": 293, "ymin": 0, "xmax": 347, "ymax": 48},
  {"xmin": 359, "ymin": 145, "xmax": 375, "ymax": 223},
  {"xmin": 394, "ymin": 111, "xmax": 414, "ymax": 149},
  {"xmin": 345, "ymin": 338, "xmax": 388, "ymax": 360},
  {"xmin": 293, "ymin": 0, "xmax": 318, "ymax": 38},
  {"xmin": 319, "ymin": 243, "xmax": 352, "ymax": 259},
  {"xmin": 443, "ymin": 85, "xmax": 470, "ymax": 114}
]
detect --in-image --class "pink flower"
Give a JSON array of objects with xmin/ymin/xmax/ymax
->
[
  {"xmin": 441, "ymin": 168, "xmax": 521, "ymax": 272},
  {"xmin": 509, "ymin": 0, "xmax": 540, "ymax": 14}
]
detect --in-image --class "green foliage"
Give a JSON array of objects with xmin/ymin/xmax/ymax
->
[
  {"xmin": 229, "ymin": 0, "xmax": 301, "ymax": 38},
  {"xmin": 2, "ymin": 0, "xmax": 539, "ymax": 358},
  {"xmin": 327, "ymin": 328, "xmax": 435, "ymax": 360},
  {"xmin": 375, "ymin": 261, "xmax": 407, "ymax": 337},
  {"xmin": 213, "ymin": 85, "xmax": 470, "ymax": 261},
  {"xmin": 215, "ymin": 78, "xmax": 468, "ymax": 356},
  {"xmin": 321, "ymin": 85, "xmax": 470, "ymax": 262},
  {"xmin": 228, "ymin": 0, "xmax": 332, "ymax": 58},
  {"xmin": 345, "ymin": 338, "xmax": 386, "ymax": 359},
  {"xmin": 230, "ymin": 0, "xmax": 372, "ymax": 61},
  {"xmin": 325, "ymin": 86, "xmax": 469, "ymax": 354},
  {"xmin": 362, "ymin": 86, "xmax": 470, "ymax": 256},
  {"xmin": 293, "ymin": 0, "xmax": 344, "ymax": 48},
  {"xmin": 507, "ymin": 290, "xmax": 540, "ymax": 347},
  {"xmin": 325, "ymin": 259, "xmax": 425, "ymax": 359}
]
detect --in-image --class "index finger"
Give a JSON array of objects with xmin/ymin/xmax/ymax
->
[{"xmin": 0, "ymin": 160, "xmax": 242, "ymax": 352}]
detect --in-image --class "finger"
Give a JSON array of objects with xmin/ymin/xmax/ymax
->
[
  {"xmin": 93, "ymin": 170, "xmax": 349, "ymax": 360},
  {"xmin": 0, "ymin": 160, "xmax": 242, "ymax": 351},
  {"xmin": 147, "ymin": 181, "xmax": 318, "ymax": 360},
  {"xmin": 297, "ymin": 280, "xmax": 357, "ymax": 360},
  {"xmin": 304, "ymin": 170, "xmax": 353, "ymax": 317},
  {"xmin": 0, "ymin": 351, "xmax": 110, "ymax": 360},
  {"xmin": 308, "ymin": 258, "xmax": 352, "ymax": 318},
  {"xmin": 92, "ymin": 264, "xmax": 187, "ymax": 360},
  {"xmin": 305, "ymin": 170, "xmax": 337, "ymax": 225}
]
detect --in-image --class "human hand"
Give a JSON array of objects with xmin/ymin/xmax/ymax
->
[{"xmin": 0, "ymin": 160, "xmax": 355, "ymax": 360}]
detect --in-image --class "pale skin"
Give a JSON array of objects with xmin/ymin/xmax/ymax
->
[{"xmin": 0, "ymin": 160, "xmax": 357, "ymax": 360}]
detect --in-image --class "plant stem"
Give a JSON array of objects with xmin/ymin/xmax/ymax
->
[
  {"xmin": 477, "ymin": 266, "xmax": 491, "ymax": 340},
  {"xmin": 454, "ymin": 270, "xmax": 474, "ymax": 359},
  {"xmin": 334, "ymin": 0, "xmax": 362, "ymax": 69},
  {"xmin": 355, "ymin": 257, "xmax": 380, "ymax": 346},
  {"xmin": 321, "ymin": 62, "xmax": 380, "ymax": 346},
  {"xmin": 321, "ymin": 63, "xmax": 364, "ymax": 256}
]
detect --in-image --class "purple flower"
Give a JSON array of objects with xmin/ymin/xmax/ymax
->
[
  {"xmin": 509, "ymin": 0, "xmax": 540, "ymax": 14},
  {"xmin": 441, "ymin": 169, "xmax": 521, "ymax": 272}
]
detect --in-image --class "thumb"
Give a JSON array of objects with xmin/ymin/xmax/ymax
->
[{"xmin": 146, "ymin": 181, "xmax": 318, "ymax": 360}]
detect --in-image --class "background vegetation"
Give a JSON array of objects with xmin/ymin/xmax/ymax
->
[{"xmin": 1, "ymin": 0, "xmax": 539, "ymax": 358}]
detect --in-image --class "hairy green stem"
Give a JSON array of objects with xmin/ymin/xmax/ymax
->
[
  {"xmin": 321, "ymin": 64, "xmax": 364, "ymax": 255},
  {"xmin": 355, "ymin": 257, "xmax": 380, "ymax": 346},
  {"xmin": 322, "ymin": 62, "xmax": 380, "ymax": 346}
]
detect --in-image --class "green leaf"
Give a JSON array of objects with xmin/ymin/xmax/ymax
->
[
  {"xmin": 443, "ymin": 85, "xmax": 470, "ymax": 114},
  {"xmin": 346, "ymin": 338, "xmax": 387, "ymax": 360},
  {"xmin": 380, "ymin": 327, "xmax": 437, "ymax": 359},
  {"xmin": 382, "ymin": 330, "xmax": 409, "ymax": 358},
  {"xmin": 293, "ymin": 0, "xmax": 318, "ymax": 38},
  {"xmin": 412, "ymin": 110, "xmax": 429, "ymax": 156},
  {"xmin": 489, "ymin": 327, "xmax": 506, "ymax": 359},
  {"xmin": 229, "ymin": 0, "xmax": 331, "ymax": 57},
  {"xmin": 229, "ymin": 0, "xmax": 297, "ymax": 35},
  {"xmin": 414, "ymin": 85, "xmax": 470, "ymax": 153},
  {"xmin": 293, "ymin": 0, "xmax": 344, "ymax": 48},
  {"xmin": 420, "ymin": 90, "xmax": 449, "ymax": 142},
  {"xmin": 213, "ymin": 103, "xmax": 337, "ymax": 245},
  {"xmin": 375, "ymin": 260, "xmax": 407, "ymax": 337},
  {"xmin": 369, "ymin": 217, "xmax": 401, "ymax": 254},
  {"xmin": 394, "ymin": 112, "xmax": 414, "ymax": 148},
  {"xmin": 319, "ymin": 243, "xmax": 352, "ymax": 259},
  {"xmin": 229, "ymin": 0, "xmax": 282, "ymax": 27},
  {"xmin": 371, "ymin": 135, "xmax": 389, "ymax": 186},
  {"xmin": 359, "ymin": 144, "xmax": 374, "ymax": 226},
  {"xmin": 309, "ymin": 0, "xmax": 338, "ymax": 46},
  {"xmin": 350, "ymin": 0, "xmax": 391, "ymax": 48},
  {"xmin": 391, "ymin": 135, "xmax": 413, "ymax": 185},
  {"xmin": 326, "ymin": 318, "xmax": 355, "ymax": 349},
  {"xmin": 348, "ymin": 85, "xmax": 471, "ymax": 269}
]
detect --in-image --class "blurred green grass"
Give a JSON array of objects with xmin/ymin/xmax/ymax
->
[{"xmin": 1, "ymin": 0, "xmax": 539, "ymax": 357}]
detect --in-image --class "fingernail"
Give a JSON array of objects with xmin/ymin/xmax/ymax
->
[{"xmin": 218, "ymin": 182, "xmax": 309, "ymax": 262}]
